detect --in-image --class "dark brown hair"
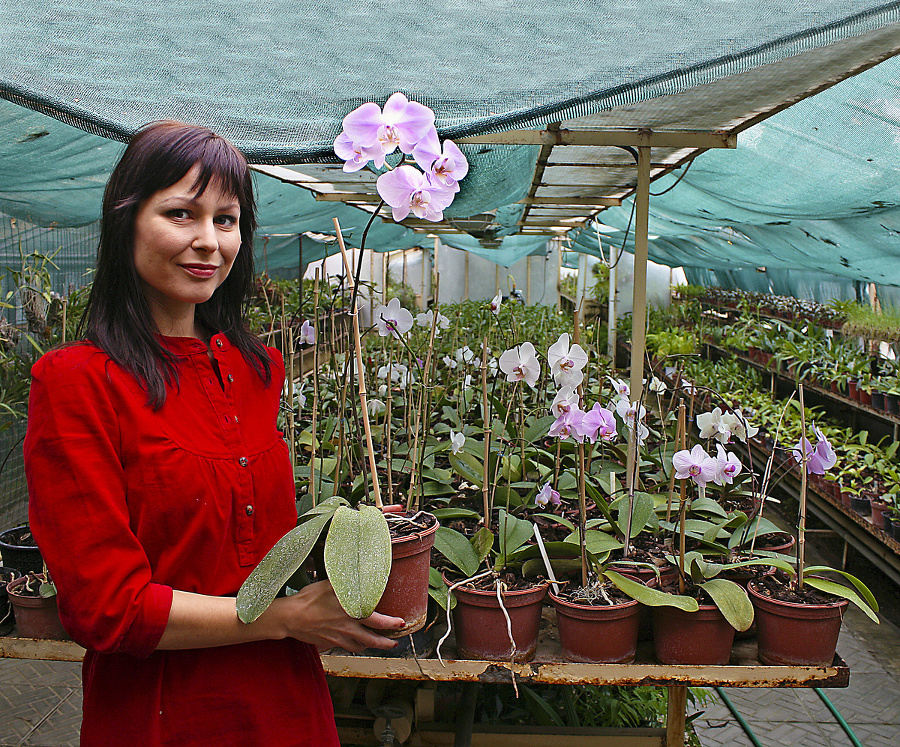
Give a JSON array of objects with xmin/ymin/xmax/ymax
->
[{"xmin": 79, "ymin": 120, "xmax": 271, "ymax": 408}]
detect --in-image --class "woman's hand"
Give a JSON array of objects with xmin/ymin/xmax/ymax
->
[{"xmin": 272, "ymin": 580, "xmax": 405, "ymax": 653}]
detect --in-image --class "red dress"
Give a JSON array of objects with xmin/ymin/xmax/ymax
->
[{"xmin": 24, "ymin": 334, "xmax": 339, "ymax": 746}]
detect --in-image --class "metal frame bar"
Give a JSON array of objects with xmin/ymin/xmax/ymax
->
[{"xmin": 457, "ymin": 129, "xmax": 736, "ymax": 149}]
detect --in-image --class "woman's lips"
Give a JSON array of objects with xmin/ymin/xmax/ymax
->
[{"xmin": 180, "ymin": 264, "xmax": 218, "ymax": 278}]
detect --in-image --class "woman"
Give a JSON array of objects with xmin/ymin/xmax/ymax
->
[{"xmin": 24, "ymin": 121, "xmax": 403, "ymax": 746}]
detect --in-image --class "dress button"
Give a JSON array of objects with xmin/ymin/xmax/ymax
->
[
  {"xmin": 233, "ymin": 415, "xmax": 239, "ymax": 424},
  {"xmin": 239, "ymin": 457, "xmax": 248, "ymax": 467},
  {"xmin": 245, "ymin": 505, "xmax": 254, "ymax": 516},
  {"xmin": 227, "ymin": 374, "xmax": 234, "ymax": 383},
  {"xmin": 216, "ymin": 339, "xmax": 223, "ymax": 348}
]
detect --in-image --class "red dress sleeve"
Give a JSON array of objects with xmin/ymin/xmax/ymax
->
[{"xmin": 24, "ymin": 345, "xmax": 173, "ymax": 657}]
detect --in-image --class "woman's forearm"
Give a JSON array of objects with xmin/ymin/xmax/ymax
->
[{"xmin": 156, "ymin": 581, "xmax": 404, "ymax": 652}]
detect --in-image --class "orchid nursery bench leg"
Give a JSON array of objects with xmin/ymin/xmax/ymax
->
[{"xmin": 665, "ymin": 685, "xmax": 687, "ymax": 747}]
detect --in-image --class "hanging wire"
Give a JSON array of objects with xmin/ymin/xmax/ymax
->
[{"xmin": 650, "ymin": 158, "xmax": 696, "ymax": 196}]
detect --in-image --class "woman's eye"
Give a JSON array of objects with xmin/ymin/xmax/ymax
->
[
  {"xmin": 167, "ymin": 209, "xmax": 191, "ymax": 220},
  {"xmin": 215, "ymin": 214, "xmax": 238, "ymax": 228}
]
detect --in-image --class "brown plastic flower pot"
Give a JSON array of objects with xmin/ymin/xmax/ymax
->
[
  {"xmin": 748, "ymin": 581, "xmax": 847, "ymax": 666},
  {"xmin": 549, "ymin": 591, "xmax": 640, "ymax": 663},
  {"xmin": 652, "ymin": 603, "xmax": 735, "ymax": 665},
  {"xmin": 375, "ymin": 513, "xmax": 439, "ymax": 637},
  {"xmin": 451, "ymin": 581, "xmax": 548, "ymax": 662},
  {"xmin": 5, "ymin": 575, "xmax": 69, "ymax": 641}
]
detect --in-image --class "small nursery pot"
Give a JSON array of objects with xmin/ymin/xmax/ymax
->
[
  {"xmin": 549, "ymin": 590, "xmax": 640, "ymax": 664},
  {"xmin": 652, "ymin": 603, "xmax": 735, "ymax": 665},
  {"xmin": 870, "ymin": 391, "xmax": 885, "ymax": 411},
  {"xmin": 0, "ymin": 567, "xmax": 22, "ymax": 635},
  {"xmin": 747, "ymin": 581, "xmax": 847, "ymax": 667},
  {"xmin": 375, "ymin": 512, "xmax": 438, "ymax": 637},
  {"xmin": 850, "ymin": 496, "xmax": 872, "ymax": 517},
  {"xmin": 450, "ymin": 580, "xmax": 548, "ymax": 662},
  {"xmin": 609, "ymin": 563, "xmax": 679, "ymax": 641},
  {"xmin": 870, "ymin": 503, "xmax": 890, "ymax": 530},
  {"xmin": 0, "ymin": 526, "xmax": 44, "ymax": 575},
  {"xmin": 5, "ymin": 575, "xmax": 69, "ymax": 641}
]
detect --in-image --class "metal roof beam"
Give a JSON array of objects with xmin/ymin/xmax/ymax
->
[{"xmin": 458, "ymin": 129, "xmax": 736, "ymax": 149}]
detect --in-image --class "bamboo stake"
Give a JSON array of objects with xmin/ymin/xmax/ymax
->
[
  {"xmin": 333, "ymin": 218, "xmax": 382, "ymax": 508},
  {"xmin": 309, "ymin": 270, "xmax": 321, "ymax": 503},
  {"xmin": 797, "ymin": 384, "xmax": 808, "ymax": 590},
  {"xmin": 573, "ymin": 310, "xmax": 588, "ymax": 587},
  {"xmin": 481, "ymin": 335, "xmax": 490, "ymax": 526},
  {"xmin": 666, "ymin": 403, "xmax": 686, "ymax": 524}
]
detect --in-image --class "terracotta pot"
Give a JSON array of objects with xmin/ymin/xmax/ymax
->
[
  {"xmin": 747, "ymin": 581, "xmax": 847, "ymax": 666},
  {"xmin": 858, "ymin": 389, "xmax": 872, "ymax": 407},
  {"xmin": 5, "ymin": 575, "xmax": 69, "ymax": 640},
  {"xmin": 451, "ymin": 581, "xmax": 548, "ymax": 662},
  {"xmin": 652, "ymin": 603, "xmax": 735, "ymax": 665},
  {"xmin": 870, "ymin": 503, "xmax": 890, "ymax": 530},
  {"xmin": 840, "ymin": 489, "xmax": 853, "ymax": 510},
  {"xmin": 739, "ymin": 531, "xmax": 795, "ymax": 556},
  {"xmin": 549, "ymin": 590, "xmax": 640, "ymax": 663},
  {"xmin": 376, "ymin": 512, "xmax": 438, "ymax": 637},
  {"xmin": 847, "ymin": 380, "xmax": 859, "ymax": 401},
  {"xmin": 0, "ymin": 526, "xmax": 44, "ymax": 575},
  {"xmin": 830, "ymin": 381, "xmax": 839, "ymax": 394},
  {"xmin": 610, "ymin": 563, "xmax": 679, "ymax": 641}
]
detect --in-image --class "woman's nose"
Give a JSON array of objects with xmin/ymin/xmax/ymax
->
[{"xmin": 191, "ymin": 219, "xmax": 218, "ymax": 252}]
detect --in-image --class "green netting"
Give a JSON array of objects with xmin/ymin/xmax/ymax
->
[
  {"xmin": 571, "ymin": 51, "xmax": 900, "ymax": 286},
  {"xmin": 2, "ymin": 2, "xmax": 900, "ymax": 282}
]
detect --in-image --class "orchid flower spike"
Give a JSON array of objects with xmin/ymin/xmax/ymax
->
[
  {"xmin": 535, "ymin": 482, "xmax": 561, "ymax": 508},
  {"xmin": 547, "ymin": 333, "xmax": 588, "ymax": 389},
  {"xmin": 490, "ymin": 290, "xmax": 503, "ymax": 315},
  {"xmin": 498, "ymin": 342, "xmax": 541, "ymax": 387},
  {"xmin": 793, "ymin": 423, "xmax": 837, "ymax": 474},
  {"xmin": 373, "ymin": 297, "xmax": 414, "ymax": 338},
  {"xmin": 299, "ymin": 319, "xmax": 316, "ymax": 346},
  {"xmin": 340, "ymin": 92, "xmax": 436, "ymax": 158},
  {"xmin": 672, "ymin": 444, "xmax": 717, "ymax": 487}
]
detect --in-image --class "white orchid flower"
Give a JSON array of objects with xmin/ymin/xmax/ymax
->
[
  {"xmin": 373, "ymin": 297, "xmax": 414, "ymax": 338},
  {"xmin": 712, "ymin": 444, "xmax": 742, "ymax": 485},
  {"xmin": 648, "ymin": 376, "xmax": 667, "ymax": 393},
  {"xmin": 455, "ymin": 346, "xmax": 476, "ymax": 365},
  {"xmin": 367, "ymin": 398, "xmax": 386, "ymax": 416},
  {"xmin": 696, "ymin": 407, "xmax": 725, "ymax": 440},
  {"xmin": 547, "ymin": 333, "xmax": 588, "ymax": 388},
  {"xmin": 550, "ymin": 386, "xmax": 579, "ymax": 418},
  {"xmin": 608, "ymin": 376, "xmax": 630, "ymax": 400},
  {"xmin": 442, "ymin": 355, "xmax": 457, "ymax": 369},
  {"xmin": 672, "ymin": 444, "xmax": 717, "ymax": 487},
  {"xmin": 490, "ymin": 289, "xmax": 503, "ymax": 315},
  {"xmin": 615, "ymin": 399, "xmax": 649, "ymax": 444},
  {"xmin": 415, "ymin": 309, "xmax": 450, "ymax": 334},
  {"xmin": 298, "ymin": 319, "xmax": 316, "ymax": 346},
  {"xmin": 449, "ymin": 429, "xmax": 465, "ymax": 454},
  {"xmin": 498, "ymin": 342, "xmax": 541, "ymax": 387}
]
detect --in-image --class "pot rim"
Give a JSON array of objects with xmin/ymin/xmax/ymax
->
[
  {"xmin": 747, "ymin": 579, "xmax": 850, "ymax": 611},
  {"xmin": 548, "ymin": 587, "xmax": 639, "ymax": 611}
]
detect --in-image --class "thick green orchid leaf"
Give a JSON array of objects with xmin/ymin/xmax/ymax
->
[
  {"xmin": 428, "ymin": 584, "xmax": 456, "ymax": 611},
  {"xmin": 618, "ymin": 492, "xmax": 655, "ymax": 538},
  {"xmin": 497, "ymin": 509, "xmax": 533, "ymax": 568},
  {"xmin": 237, "ymin": 509, "xmax": 333, "ymax": 623},
  {"xmin": 700, "ymin": 578, "xmax": 754, "ymax": 631},
  {"xmin": 471, "ymin": 526, "xmax": 495, "ymax": 566},
  {"xmin": 302, "ymin": 496, "xmax": 348, "ymax": 516},
  {"xmin": 803, "ymin": 569, "xmax": 880, "ymax": 619},
  {"xmin": 422, "ymin": 482, "xmax": 455, "ymax": 497},
  {"xmin": 604, "ymin": 570, "xmax": 699, "ymax": 611},
  {"xmin": 802, "ymin": 577, "xmax": 879, "ymax": 623},
  {"xmin": 429, "ymin": 567, "xmax": 444, "ymax": 588},
  {"xmin": 520, "ymin": 685, "xmax": 566, "ymax": 728},
  {"xmin": 584, "ymin": 482, "xmax": 621, "ymax": 536},
  {"xmin": 535, "ymin": 513, "xmax": 576, "ymax": 532},
  {"xmin": 323, "ymin": 505, "xmax": 391, "ymax": 619},
  {"xmin": 431, "ymin": 507, "xmax": 482, "ymax": 521},
  {"xmin": 523, "ymin": 415, "xmax": 556, "ymax": 444},
  {"xmin": 421, "ymin": 466, "xmax": 453, "ymax": 484},
  {"xmin": 494, "ymin": 485, "xmax": 524, "ymax": 508},
  {"xmin": 690, "ymin": 498, "xmax": 728, "ymax": 518},
  {"xmin": 449, "ymin": 451, "xmax": 483, "ymax": 488},
  {"xmin": 434, "ymin": 526, "xmax": 481, "ymax": 577},
  {"xmin": 566, "ymin": 529, "xmax": 624, "ymax": 555},
  {"xmin": 727, "ymin": 516, "xmax": 785, "ymax": 548},
  {"xmin": 509, "ymin": 541, "xmax": 581, "ymax": 563},
  {"xmin": 501, "ymin": 455, "xmax": 522, "ymax": 482},
  {"xmin": 722, "ymin": 556, "xmax": 795, "ymax": 574},
  {"xmin": 702, "ymin": 519, "xmax": 732, "ymax": 544}
]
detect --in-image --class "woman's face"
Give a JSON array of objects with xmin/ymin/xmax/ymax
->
[{"xmin": 132, "ymin": 163, "xmax": 241, "ymax": 334}]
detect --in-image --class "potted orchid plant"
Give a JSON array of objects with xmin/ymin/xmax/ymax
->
[{"xmin": 239, "ymin": 92, "xmax": 468, "ymax": 637}]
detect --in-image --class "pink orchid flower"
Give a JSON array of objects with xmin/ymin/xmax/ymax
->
[
  {"xmin": 376, "ymin": 166, "xmax": 455, "ymax": 222},
  {"xmin": 299, "ymin": 319, "xmax": 315, "ymax": 346},
  {"xmin": 672, "ymin": 444, "xmax": 717, "ymax": 487},
  {"xmin": 536, "ymin": 482, "xmax": 561, "ymax": 508},
  {"xmin": 549, "ymin": 406, "xmax": 584, "ymax": 441},
  {"xmin": 793, "ymin": 424, "xmax": 837, "ymax": 474},
  {"xmin": 340, "ymin": 92, "xmax": 436, "ymax": 156},
  {"xmin": 712, "ymin": 444, "xmax": 742, "ymax": 485},
  {"xmin": 577, "ymin": 403, "xmax": 617, "ymax": 443}
]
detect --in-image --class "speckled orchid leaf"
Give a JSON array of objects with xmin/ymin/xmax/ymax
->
[
  {"xmin": 448, "ymin": 451, "xmax": 483, "ymax": 488},
  {"xmin": 604, "ymin": 570, "xmax": 699, "ymax": 611},
  {"xmin": 699, "ymin": 578, "xmax": 754, "ymax": 632},
  {"xmin": 434, "ymin": 526, "xmax": 480, "ymax": 577},
  {"xmin": 324, "ymin": 505, "xmax": 391, "ymax": 619},
  {"xmin": 470, "ymin": 527, "xmax": 494, "ymax": 566},
  {"xmin": 565, "ymin": 529, "xmax": 624, "ymax": 556},
  {"xmin": 236, "ymin": 509, "xmax": 333, "ymax": 624},
  {"xmin": 802, "ymin": 575, "xmax": 879, "ymax": 623}
]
